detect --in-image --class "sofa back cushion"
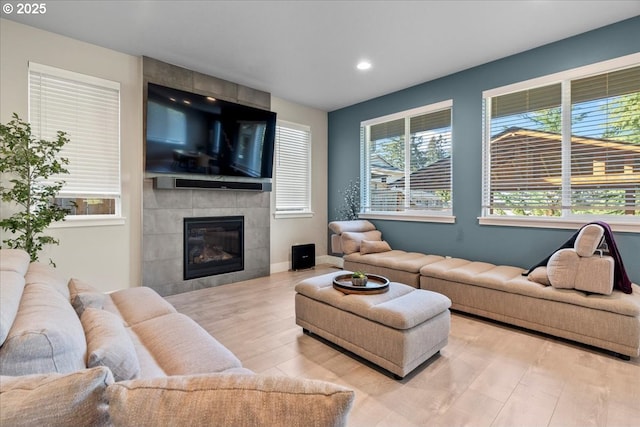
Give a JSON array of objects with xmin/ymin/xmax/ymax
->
[
  {"xmin": 0, "ymin": 367, "xmax": 113, "ymax": 427},
  {"xmin": 0, "ymin": 283, "xmax": 87, "ymax": 375},
  {"xmin": 574, "ymin": 224, "xmax": 604, "ymax": 257},
  {"xmin": 109, "ymin": 287, "xmax": 177, "ymax": 326},
  {"xmin": 341, "ymin": 230, "xmax": 383, "ymax": 255},
  {"xmin": 0, "ymin": 271, "xmax": 26, "ymax": 346},
  {"xmin": 328, "ymin": 220, "xmax": 376, "ymax": 234},
  {"xmin": 25, "ymin": 262, "xmax": 70, "ymax": 300},
  {"xmin": 131, "ymin": 313, "xmax": 243, "ymax": 376},
  {"xmin": 107, "ymin": 374, "xmax": 354, "ymax": 427},
  {"xmin": 0, "ymin": 249, "xmax": 31, "ymax": 276}
]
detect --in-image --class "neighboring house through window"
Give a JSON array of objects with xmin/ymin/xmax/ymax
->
[
  {"xmin": 29, "ymin": 62, "xmax": 121, "ymax": 220},
  {"xmin": 274, "ymin": 120, "xmax": 312, "ymax": 218},
  {"xmin": 481, "ymin": 54, "xmax": 640, "ymax": 230},
  {"xmin": 360, "ymin": 101, "xmax": 453, "ymax": 222}
]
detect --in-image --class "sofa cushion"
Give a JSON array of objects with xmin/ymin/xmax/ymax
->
[
  {"xmin": 0, "ymin": 283, "xmax": 87, "ymax": 375},
  {"xmin": 130, "ymin": 313, "xmax": 243, "ymax": 375},
  {"xmin": 419, "ymin": 257, "xmax": 474, "ymax": 279},
  {"xmin": 574, "ymin": 256, "xmax": 615, "ymax": 295},
  {"xmin": 0, "ymin": 249, "xmax": 31, "ymax": 275},
  {"xmin": 109, "ymin": 287, "xmax": 177, "ymax": 326},
  {"xmin": 360, "ymin": 239, "xmax": 392, "ymax": 255},
  {"xmin": 0, "ymin": 367, "xmax": 113, "ymax": 427},
  {"xmin": 107, "ymin": 374, "xmax": 354, "ymax": 427},
  {"xmin": 82, "ymin": 308, "xmax": 141, "ymax": 381},
  {"xmin": 0, "ymin": 271, "xmax": 26, "ymax": 346},
  {"xmin": 24, "ymin": 262, "xmax": 70, "ymax": 300},
  {"xmin": 527, "ymin": 266, "xmax": 551, "ymax": 286},
  {"xmin": 340, "ymin": 230, "xmax": 382, "ymax": 255},
  {"xmin": 574, "ymin": 224, "xmax": 604, "ymax": 257},
  {"xmin": 328, "ymin": 220, "xmax": 376, "ymax": 234},
  {"xmin": 347, "ymin": 250, "xmax": 445, "ymax": 274}
]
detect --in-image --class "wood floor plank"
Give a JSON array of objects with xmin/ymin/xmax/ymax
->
[{"xmin": 165, "ymin": 266, "xmax": 640, "ymax": 427}]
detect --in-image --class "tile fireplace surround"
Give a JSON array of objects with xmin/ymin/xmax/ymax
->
[
  {"xmin": 141, "ymin": 57, "xmax": 272, "ymax": 296},
  {"xmin": 142, "ymin": 179, "xmax": 270, "ymax": 296}
]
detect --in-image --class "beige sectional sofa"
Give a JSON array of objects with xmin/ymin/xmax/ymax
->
[
  {"xmin": 0, "ymin": 249, "xmax": 354, "ymax": 426},
  {"xmin": 330, "ymin": 221, "xmax": 640, "ymax": 359}
]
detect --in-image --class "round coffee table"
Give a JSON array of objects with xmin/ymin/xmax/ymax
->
[{"xmin": 332, "ymin": 273, "xmax": 390, "ymax": 295}]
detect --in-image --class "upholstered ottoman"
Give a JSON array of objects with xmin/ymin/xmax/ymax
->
[{"xmin": 295, "ymin": 272, "xmax": 451, "ymax": 379}]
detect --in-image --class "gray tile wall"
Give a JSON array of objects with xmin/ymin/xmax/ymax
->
[{"xmin": 142, "ymin": 179, "xmax": 270, "ymax": 296}]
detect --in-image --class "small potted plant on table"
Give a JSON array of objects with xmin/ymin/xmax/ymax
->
[{"xmin": 351, "ymin": 271, "xmax": 368, "ymax": 287}]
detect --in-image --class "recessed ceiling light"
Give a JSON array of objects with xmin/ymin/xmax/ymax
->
[
  {"xmin": 206, "ymin": 96, "xmax": 216, "ymax": 102},
  {"xmin": 357, "ymin": 60, "xmax": 372, "ymax": 71}
]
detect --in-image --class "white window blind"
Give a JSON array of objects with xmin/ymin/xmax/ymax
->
[
  {"xmin": 29, "ymin": 63, "xmax": 121, "ymax": 210},
  {"xmin": 275, "ymin": 121, "xmax": 311, "ymax": 214},
  {"xmin": 482, "ymin": 62, "xmax": 640, "ymax": 220},
  {"xmin": 361, "ymin": 101, "xmax": 453, "ymax": 217}
]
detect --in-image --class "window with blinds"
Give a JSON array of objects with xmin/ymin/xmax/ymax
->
[
  {"xmin": 482, "ymin": 60, "xmax": 640, "ymax": 221},
  {"xmin": 274, "ymin": 121, "xmax": 311, "ymax": 216},
  {"xmin": 29, "ymin": 62, "xmax": 121, "ymax": 217},
  {"xmin": 361, "ymin": 101, "xmax": 453, "ymax": 218}
]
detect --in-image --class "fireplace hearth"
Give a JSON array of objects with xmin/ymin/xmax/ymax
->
[{"xmin": 184, "ymin": 216, "xmax": 244, "ymax": 280}]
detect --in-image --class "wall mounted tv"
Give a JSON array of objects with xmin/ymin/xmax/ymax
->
[{"xmin": 145, "ymin": 82, "xmax": 276, "ymax": 180}]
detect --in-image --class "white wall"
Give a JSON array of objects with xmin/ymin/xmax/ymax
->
[
  {"xmin": 0, "ymin": 19, "xmax": 143, "ymax": 292},
  {"xmin": 269, "ymin": 97, "xmax": 329, "ymax": 272}
]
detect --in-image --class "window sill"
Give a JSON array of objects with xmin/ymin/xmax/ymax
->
[
  {"xmin": 359, "ymin": 212, "xmax": 456, "ymax": 224},
  {"xmin": 478, "ymin": 216, "xmax": 640, "ymax": 233},
  {"xmin": 274, "ymin": 211, "xmax": 314, "ymax": 219},
  {"xmin": 49, "ymin": 216, "xmax": 126, "ymax": 228}
]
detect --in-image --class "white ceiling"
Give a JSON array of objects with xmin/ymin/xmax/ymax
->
[{"xmin": 5, "ymin": 1, "xmax": 640, "ymax": 111}]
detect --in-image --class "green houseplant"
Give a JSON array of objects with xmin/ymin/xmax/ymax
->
[{"xmin": 0, "ymin": 113, "xmax": 70, "ymax": 263}]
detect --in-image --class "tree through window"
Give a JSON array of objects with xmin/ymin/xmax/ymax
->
[
  {"xmin": 361, "ymin": 101, "xmax": 453, "ymax": 218},
  {"xmin": 483, "ymin": 61, "xmax": 640, "ymax": 220}
]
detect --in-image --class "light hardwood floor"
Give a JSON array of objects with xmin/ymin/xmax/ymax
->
[{"xmin": 166, "ymin": 266, "xmax": 640, "ymax": 427}]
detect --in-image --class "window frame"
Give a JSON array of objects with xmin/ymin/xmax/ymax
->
[
  {"xmin": 28, "ymin": 62, "xmax": 123, "ymax": 227},
  {"xmin": 359, "ymin": 101, "xmax": 455, "ymax": 223},
  {"xmin": 480, "ymin": 53, "xmax": 640, "ymax": 233},
  {"xmin": 273, "ymin": 120, "xmax": 313, "ymax": 219}
]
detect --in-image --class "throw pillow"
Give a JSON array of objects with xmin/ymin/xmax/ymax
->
[
  {"xmin": 0, "ymin": 367, "xmax": 113, "ymax": 427},
  {"xmin": 81, "ymin": 308, "xmax": 140, "ymax": 382},
  {"xmin": 340, "ymin": 230, "xmax": 383, "ymax": 255},
  {"xmin": 72, "ymin": 291, "xmax": 106, "ymax": 317},
  {"xmin": 68, "ymin": 277, "xmax": 100, "ymax": 301},
  {"xmin": 360, "ymin": 239, "xmax": 392, "ymax": 255},
  {"xmin": 547, "ymin": 249, "xmax": 579, "ymax": 289},
  {"xmin": 107, "ymin": 374, "xmax": 354, "ymax": 427},
  {"xmin": 527, "ymin": 266, "xmax": 550, "ymax": 286}
]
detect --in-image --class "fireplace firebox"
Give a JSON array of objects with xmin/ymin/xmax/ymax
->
[{"xmin": 184, "ymin": 216, "xmax": 244, "ymax": 280}]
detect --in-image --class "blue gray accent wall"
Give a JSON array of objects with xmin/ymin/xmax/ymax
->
[{"xmin": 328, "ymin": 16, "xmax": 640, "ymax": 283}]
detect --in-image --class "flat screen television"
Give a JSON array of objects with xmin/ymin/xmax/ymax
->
[{"xmin": 145, "ymin": 82, "xmax": 276, "ymax": 180}]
